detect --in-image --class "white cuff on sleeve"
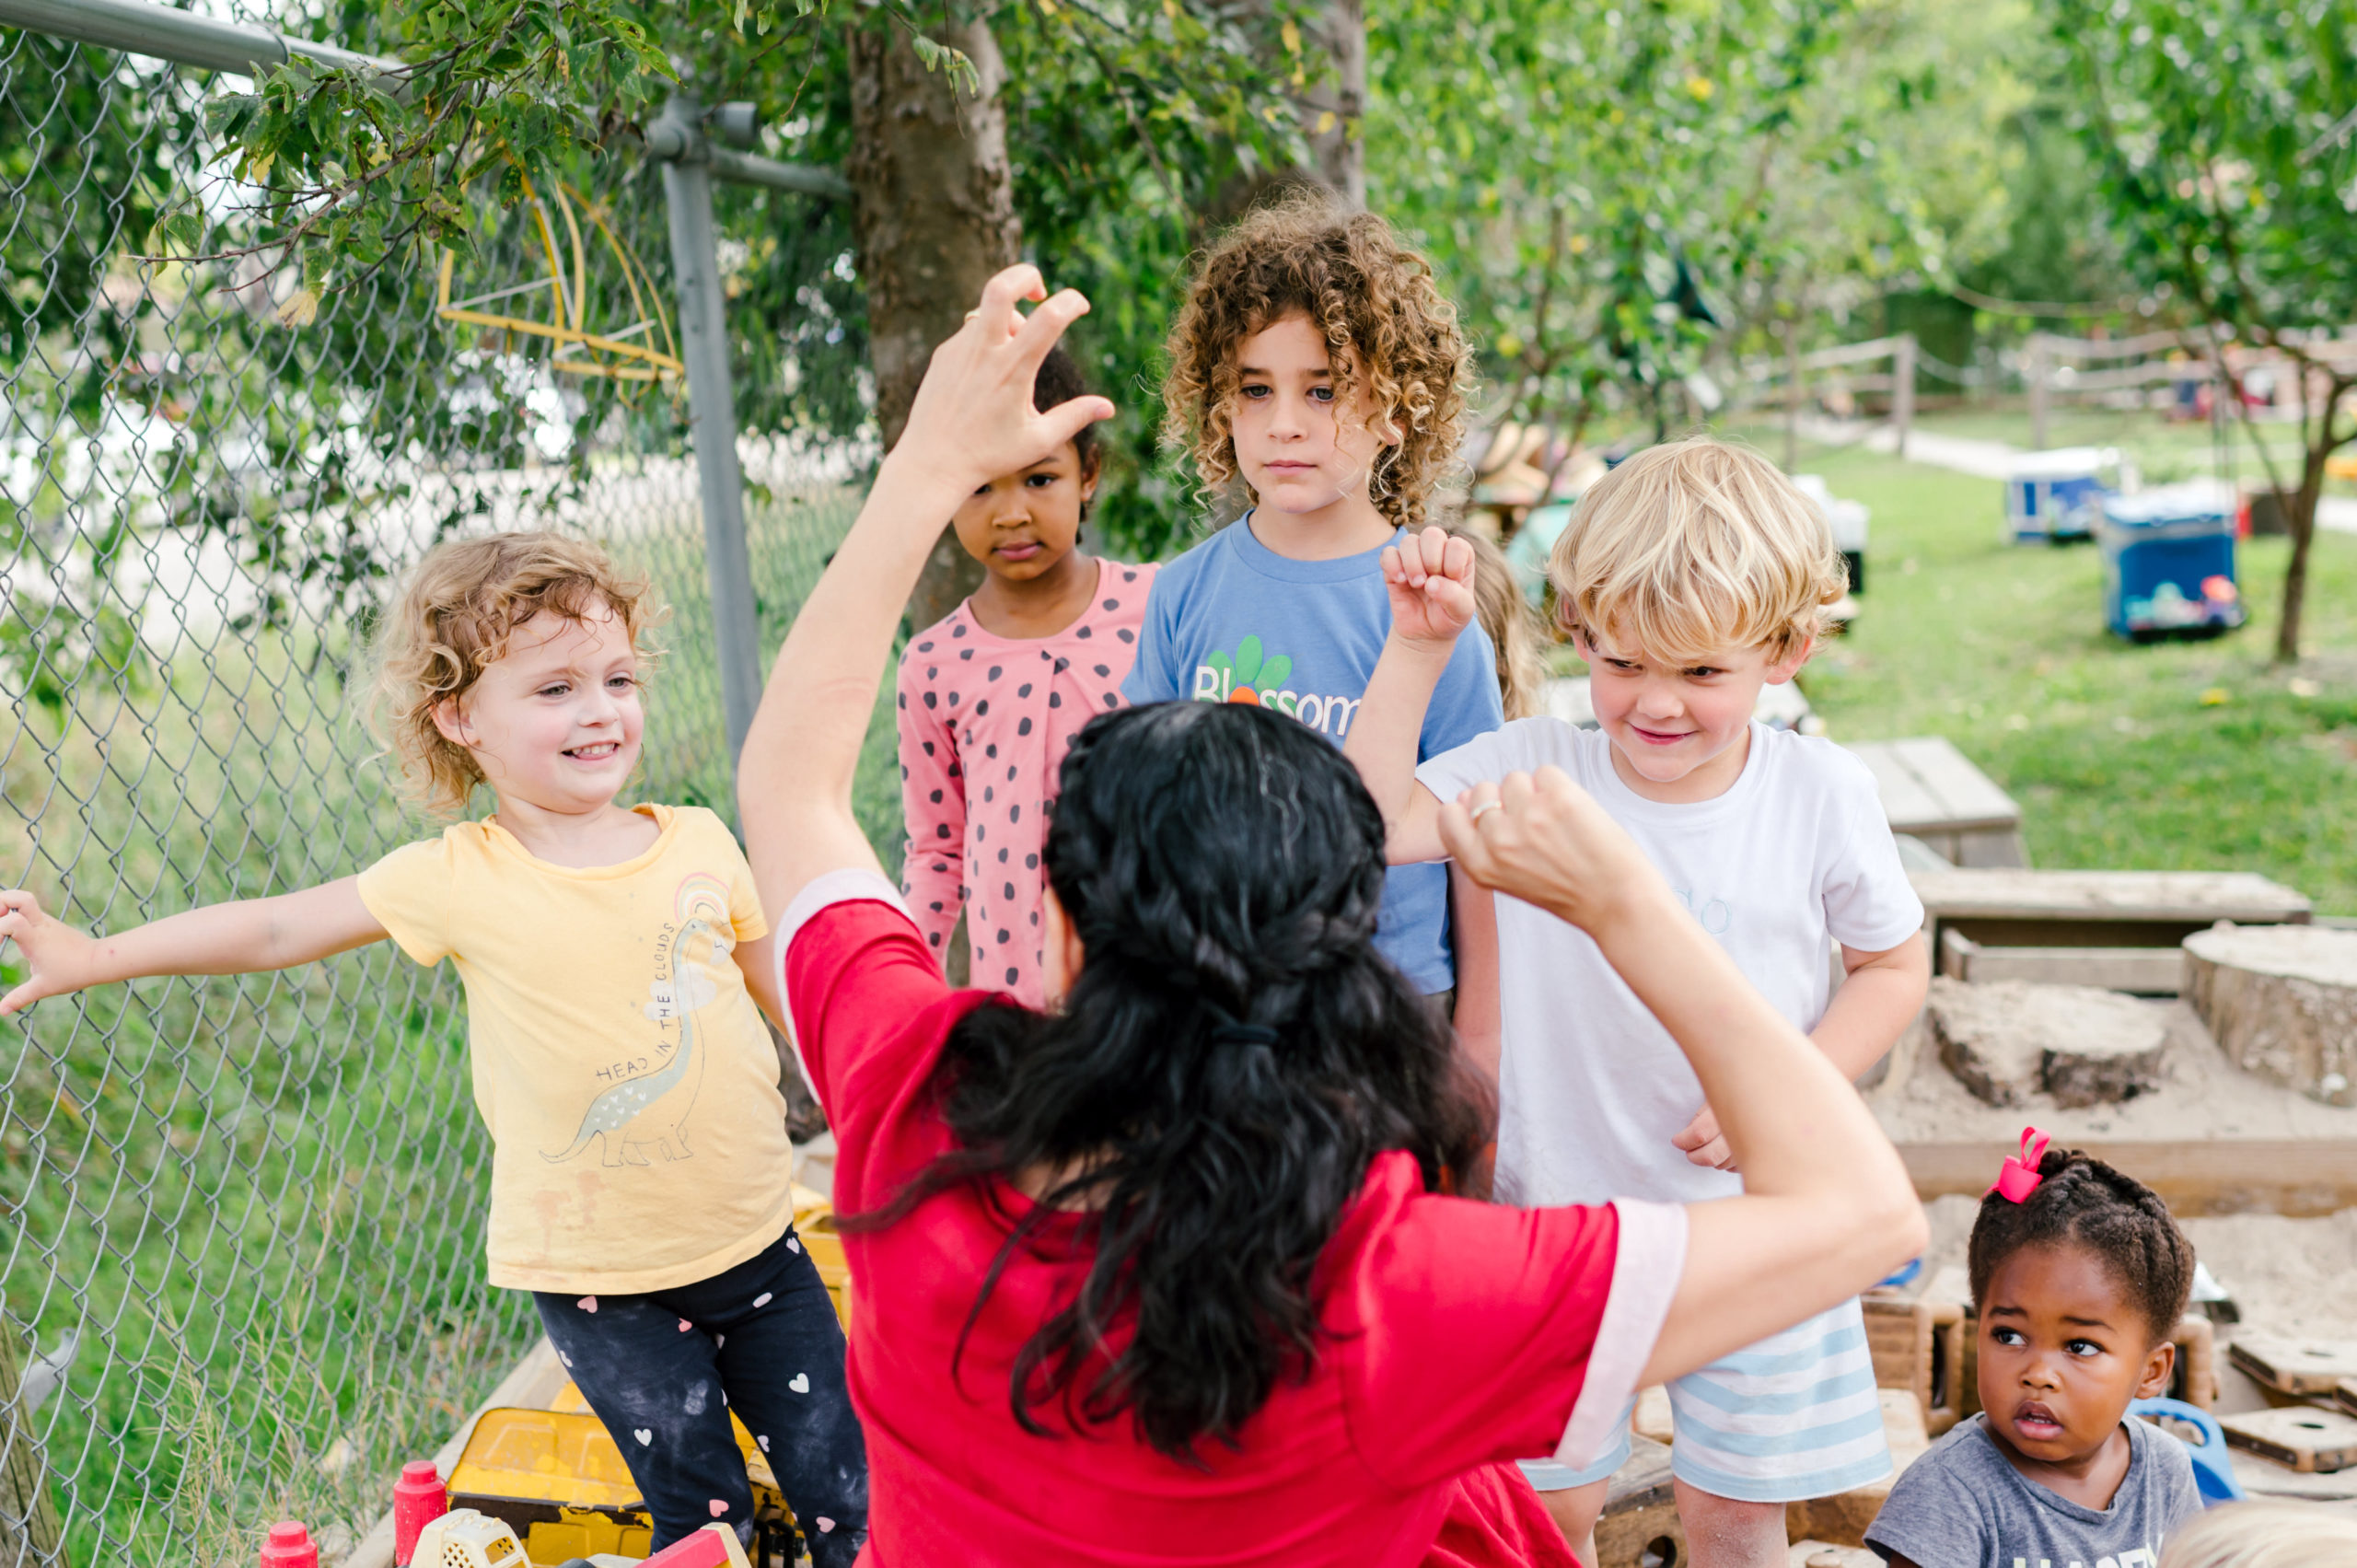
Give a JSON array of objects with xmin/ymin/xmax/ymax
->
[
  {"xmin": 776, "ymin": 866, "xmax": 911, "ymax": 954},
  {"xmin": 773, "ymin": 867, "xmax": 912, "ymax": 1113},
  {"xmin": 1556, "ymin": 1199, "xmax": 1689, "ymax": 1470}
]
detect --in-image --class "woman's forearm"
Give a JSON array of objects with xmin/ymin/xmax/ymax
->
[{"xmin": 1434, "ymin": 769, "xmax": 1925, "ymax": 1379}]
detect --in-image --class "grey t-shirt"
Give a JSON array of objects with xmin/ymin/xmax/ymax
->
[{"xmin": 1865, "ymin": 1412, "xmax": 2201, "ymax": 1568}]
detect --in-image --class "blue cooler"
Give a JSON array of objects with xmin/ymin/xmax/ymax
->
[
  {"xmin": 2004, "ymin": 448, "xmax": 2115, "ymax": 543},
  {"xmin": 2100, "ymin": 486, "xmax": 2245, "ymax": 640}
]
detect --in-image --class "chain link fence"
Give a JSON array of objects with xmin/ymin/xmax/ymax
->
[{"xmin": 0, "ymin": 14, "xmax": 877, "ymax": 1563}]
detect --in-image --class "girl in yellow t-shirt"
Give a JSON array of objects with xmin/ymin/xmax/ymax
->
[{"xmin": 0, "ymin": 532, "xmax": 866, "ymax": 1562}]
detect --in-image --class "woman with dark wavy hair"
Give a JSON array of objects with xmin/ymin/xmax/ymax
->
[{"xmin": 737, "ymin": 267, "xmax": 1926, "ymax": 1567}]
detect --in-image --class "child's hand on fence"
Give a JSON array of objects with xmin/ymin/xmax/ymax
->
[
  {"xmin": 1673, "ymin": 1105, "xmax": 1737, "ymax": 1171},
  {"xmin": 0, "ymin": 890, "xmax": 96, "ymax": 1014},
  {"xmin": 897, "ymin": 265, "xmax": 1114, "ymax": 498},
  {"xmin": 1380, "ymin": 527, "xmax": 1478, "ymax": 651}
]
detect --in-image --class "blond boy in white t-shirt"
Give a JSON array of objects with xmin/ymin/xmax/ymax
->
[{"xmin": 1343, "ymin": 437, "xmax": 1931, "ymax": 1568}]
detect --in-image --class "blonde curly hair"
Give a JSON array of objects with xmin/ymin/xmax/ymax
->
[
  {"xmin": 1161, "ymin": 192, "xmax": 1469, "ymax": 530},
  {"xmin": 370, "ymin": 531, "xmax": 663, "ymax": 815},
  {"xmin": 1550, "ymin": 437, "xmax": 1845, "ymax": 666}
]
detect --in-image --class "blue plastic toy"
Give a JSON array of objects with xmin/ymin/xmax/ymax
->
[
  {"xmin": 2129, "ymin": 1396, "xmax": 2245, "ymax": 1505},
  {"xmin": 2099, "ymin": 486, "xmax": 2245, "ymax": 641},
  {"xmin": 2004, "ymin": 449, "xmax": 2115, "ymax": 544},
  {"xmin": 1875, "ymin": 1258, "xmax": 1923, "ymax": 1292}
]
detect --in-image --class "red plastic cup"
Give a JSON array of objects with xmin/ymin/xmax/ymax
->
[
  {"xmin": 392, "ymin": 1459, "xmax": 449, "ymax": 1567},
  {"xmin": 260, "ymin": 1522, "xmax": 319, "ymax": 1568}
]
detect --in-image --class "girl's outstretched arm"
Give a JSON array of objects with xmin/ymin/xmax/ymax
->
[
  {"xmin": 738, "ymin": 268, "xmax": 1113, "ymax": 923},
  {"xmin": 1439, "ymin": 769, "xmax": 1927, "ymax": 1386},
  {"xmin": 0, "ymin": 879, "xmax": 387, "ymax": 1014}
]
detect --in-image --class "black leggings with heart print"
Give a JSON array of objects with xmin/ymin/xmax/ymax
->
[{"xmin": 532, "ymin": 1223, "xmax": 866, "ymax": 1564}]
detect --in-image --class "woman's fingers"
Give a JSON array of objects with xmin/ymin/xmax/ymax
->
[
  {"xmin": 974, "ymin": 264, "xmax": 1047, "ymax": 332},
  {"xmin": 1439, "ymin": 767, "xmax": 1649, "ymax": 929},
  {"xmin": 1434, "ymin": 778, "xmax": 1504, "ymax": 881},
  {"xmin": 1008, "ymin": 285, "xmax": 1089, "ymax": 365},
  {"xmin": 1037, "ymin": 393, "xmax": 1116, "ymax": 452},
  {"xmin": 899, "ymin": 273, "xmax": 1109, "ymax": 491}
]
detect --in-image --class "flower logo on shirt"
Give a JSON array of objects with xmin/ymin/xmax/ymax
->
[{"xmin": 1198, "ymin": 635, "xmax": 1294, "ymax": 705}]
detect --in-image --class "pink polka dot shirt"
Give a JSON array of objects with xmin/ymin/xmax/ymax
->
[{"xmin": 895, "ymin": 557, "xmax": 1158, "ymax": 1007}]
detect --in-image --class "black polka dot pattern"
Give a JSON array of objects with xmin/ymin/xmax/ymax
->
[{"xmin": 892, "ymin": 560, "xmax": 1160, "ymax": 1009}]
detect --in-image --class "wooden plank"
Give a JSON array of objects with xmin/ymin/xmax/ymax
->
[
  {"xmin": 1943, "ymin": 932, "xmax": 2186, "ymax": 993},
  {"xmin": 1953, "ymin": 829, "xmax": 2030, "ymax": 870},
  {"xmin": 1927, "ymin": 1303, "xmax": 1965, "ymax": 1435},
  {"xmin": 1864, "ymin": 1297, "xmax": 1944, "ymax": 1433},
  {"xmin": 2230, "ymin": 1335, "xmax": 2357, "ymax": 1398},
  {"xmin": 1846, "ymin": 742, "xmax": 1949, "ymax": 832},
  {"xmin": 2220, "ymin": 1407, "xmax": 2357, "ymax": 1473},
  {"xmin": 2175, "ymin": 1317, "xmax": 2217, "ymax": 1408},
  {"xmin": 1890, "ymin": 737, "xmax": 2023, "ymax": 830},
  {"xmin": 1910, "ymin": 869, "xmax": 2313, "ymax": 925},
  {"xmin": 1901, "ymin": 1139, "xmax": 2357, "ymax": 1217}
]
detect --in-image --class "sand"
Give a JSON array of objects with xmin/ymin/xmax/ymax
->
[{"xmin": 1872, "ymin": 997, "xmax": 2357, "ymax": 1142}]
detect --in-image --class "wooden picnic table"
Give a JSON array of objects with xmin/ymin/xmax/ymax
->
[{"xmin": 1841, "ymin": 737, "xmax": 2027, "ymax": 868}]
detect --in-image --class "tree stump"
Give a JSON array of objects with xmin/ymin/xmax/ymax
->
[
  {"xmin": 2183, "ymin": 923, "xmax": 2357, "ymax": 1107},
  {"xmin": 1928, "ymin": 977, "xmax": 2168, "ymax": 1109}
]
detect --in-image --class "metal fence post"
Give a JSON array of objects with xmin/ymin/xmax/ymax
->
[
  {"xmin": 2027, "ymin": 331, "xmax": 2051, "ymax": 451},
  {"xmin": 1782, "ymin": 321, "xmax": 1802, "ymax": 472},
  {"xmin": 1891, "ymin": 332, "xmax": 1916, "ymax": 459},
  {"xmin": 655, "ymin": 93, "xmax": 765, "ymax": 780}
]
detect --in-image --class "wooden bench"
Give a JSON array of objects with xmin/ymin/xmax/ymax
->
[
  {"xmin": 1916, "ymin": 868, "xmax": 2312, "ymax": 994},
  {"xmin": 1914, "ymin": 867, "xmax": 2310, "ymax": 949},
  {"xmin": 1842, "ymin": 737, "xmax": 2027, "ymax": 868}
]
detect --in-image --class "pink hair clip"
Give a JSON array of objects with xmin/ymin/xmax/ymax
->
[{"xmin": 1990, "ymin": 1127, "xmax": 2049, "ymax": 1203}]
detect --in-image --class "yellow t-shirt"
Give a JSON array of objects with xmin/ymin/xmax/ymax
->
[{"xmin": 355, "ymin": 803, "xmax": 794, "ymax": 1294}]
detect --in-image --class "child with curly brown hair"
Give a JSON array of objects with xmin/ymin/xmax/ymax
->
[
  {"xmin": 0, "ymin": 532, "xmax": 867, "ymax": 1564},
  {"xmin": 1124, "ymin": 193, "xmax": 1500, "ymax": 1001}
]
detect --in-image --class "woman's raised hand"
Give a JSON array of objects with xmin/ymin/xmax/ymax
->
[
  {"xmin": 1379, "ymin": 527, "xmax": 1478, "ymax": 649},
  {"xmin": 1435, "ymin": 769, "xmax": 1659, "ymax": 935},
  {"xmin": 894, "ymin": 265, "xmax": 1115, "ymax": 497}
]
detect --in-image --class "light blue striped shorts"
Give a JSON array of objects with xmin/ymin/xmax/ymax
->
[{"xmin": 1519, "ymin": 1296, "xmax": 1892, "ymax": 1504}]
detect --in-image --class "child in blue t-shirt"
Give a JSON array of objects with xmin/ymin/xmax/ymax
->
[{"xmin": 1126, "ymin": 194, "xmax": 1500, "ymax": 998}]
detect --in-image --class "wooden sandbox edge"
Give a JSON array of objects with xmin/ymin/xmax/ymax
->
[{"xmin": 1904, "ymin": 1138, "xmax": 2357, "ymax": 1217}]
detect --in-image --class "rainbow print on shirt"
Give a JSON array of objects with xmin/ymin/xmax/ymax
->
[{"xmin": 1190, "ymin": 635, "xmax": 1362, "ymax": 738}]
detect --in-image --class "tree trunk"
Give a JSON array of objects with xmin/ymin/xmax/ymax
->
[
  {"xmin": 1202, "ymin": 0, "xmax": 1365, "ymax": 227},
  {"xmin": 1302, "ymin": 0, "xmax": 1365, "ymax": 207},
  {"xmin": 2273, "ymin": 377, "xmax": 2349, "ymax": 665},
  {"xmin": 2275, "ymin": 459, "xmax": 2321, "ymax": 665},
  {"xmin": 848, "ymin": 17, "xmax": 1022, "ymax": 633}
]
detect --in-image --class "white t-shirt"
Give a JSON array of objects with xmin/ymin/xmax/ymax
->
[{"xmin": 1418, "ymin": 719, "xmax": 1924, "ymax": 1208}]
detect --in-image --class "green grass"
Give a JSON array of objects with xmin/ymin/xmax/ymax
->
[{"xmin": 1751, "ymin": 415, "xmax": 2357, "ymax": 914}]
